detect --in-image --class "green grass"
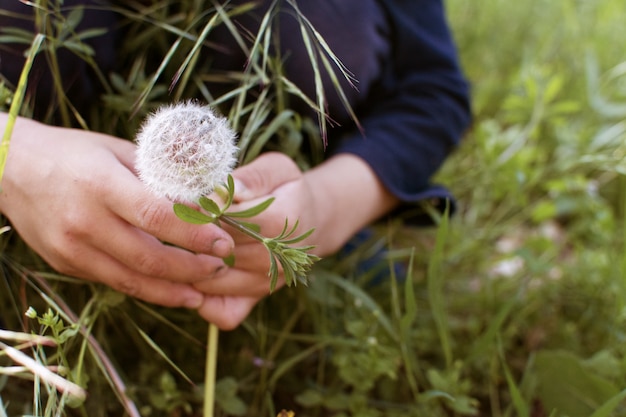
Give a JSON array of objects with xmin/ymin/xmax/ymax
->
[{"xmin": 2, "ymin": 0, "xmax": 626, "ymax": 416}]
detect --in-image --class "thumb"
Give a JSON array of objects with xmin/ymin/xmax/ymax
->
[{"xmin": 232, "ymin": 152, "xmax": 301, "ymax": 202}]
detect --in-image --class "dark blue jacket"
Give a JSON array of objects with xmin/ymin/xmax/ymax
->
[
  {"xmin": 331, "ymin": 0, "xmax": 472, "ymax": 222},
  {"xmin": 0, "ymin": 0, "xmax": 471, "ymax": 223}
]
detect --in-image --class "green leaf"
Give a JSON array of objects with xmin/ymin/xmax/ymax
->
[
  {"xmin": 427, "ymin": 204, "xmax": 453, "ymax": 368},
  {"xmin": 226, "ymin": 197, "xmax": 275, "ymax": 218},
  {"xmin": 223, "ymin": 254, "xmax": 235, "ymax": 267},
  {"xmin": 282, "ymin": 261, "xmax": 295, "ymax": 288},
  {"xmin": 401, "ymin": 252, "xmax": 417, "ymax": 332},
  {"xmin": 274, "ymin": 217, "xmax": 296, "ymax": 240},
  {"xmin": 242, "ymin": 110, "xmax": 296, "ymax": 164},
  {"xmin": 198, "ymin": 196, "xmax": 222, "ymax": 216},
  {"xmin": 173, "ymin": 203, "xmax": 215, "ymax": 224},
  {"xmin": 62, "ymin": 7, "xmax": 85, "ymax": 34},
  {"xmin": 532, "ymin": 350, "xmax": 620, "ymax": 417},
  {"xmin": 501, "ymin": 351, "xmax": 529, "ymax": 417},
  {"xmin": 268, "ymin": 254, "xmax": 279, "ymax": 292},
  {"xmin": 590, "ymin": 388, "xmax": 626, "ymax": 417},
  {"xmin": 63, "ymin": 40, "xmax": 96, "ymax": 57},
  {"xmin": 215, "ymin": 377, "xmax": 247, "ymax": 416},
  {"xmin": 295, "ymin": 389, "xmax": 324, "ymax": 407},
  {"xmin": 280, "ymin": 227, "xmax": 315, "ymax": 245},
  {"xmin": 75, "ymin": 28, "xmax": 109, "ymax": 41},
  {"xmin": 225, "ymin": 174, "xmax": 235, "ymax": 208}
]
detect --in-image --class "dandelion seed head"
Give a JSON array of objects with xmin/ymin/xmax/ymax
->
[{"xmin": 135, "ymin": 101, "xmax": 238, "ymax": 202}]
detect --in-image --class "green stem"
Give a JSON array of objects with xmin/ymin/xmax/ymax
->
[
  {"xmin": 0, "ymin": 34, "xmax": 45, "ymax": 185},
  {"xmin": 220, "ymin": 215, "xmax": 268, "ymax": 244},
  {"xmin": 203, "ymin": 323, "xmax": 219, "ymax": 417}
]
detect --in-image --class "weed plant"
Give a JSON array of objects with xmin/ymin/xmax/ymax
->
[{"xmin": 2, "ymin": 0, "xmax": 626, "ymax": 416}]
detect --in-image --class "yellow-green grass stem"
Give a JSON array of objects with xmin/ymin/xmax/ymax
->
[
  {"xmin": 0, "ymin": 33, "xmax": 45, "ymax": 186},
  {"xmin": 204, "ymin": 323, "xmax": 219, "ymax": 417}
]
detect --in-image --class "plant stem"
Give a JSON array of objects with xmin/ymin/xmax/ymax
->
[
  {"xmin": 0, "ymin": 34, "xmax": 45, "ymax": 185},
  {"xmin": 220, "ymin": 215, "xmax": 268, "ymax": 243},
  {"xmin": 203, "ymin": 323, "xmax": 219, "ymax": 417}
]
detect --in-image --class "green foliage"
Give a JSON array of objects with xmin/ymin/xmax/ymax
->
[
  {"xmin": 3, "ymin": 0, "xmax": 626, "ymax": 416},
  {"xmin": 174, "ymin": 174, "xmax": 318, "ymax": 290}
]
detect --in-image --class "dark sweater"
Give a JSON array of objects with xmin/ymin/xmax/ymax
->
[
  {"xmin": 0, "ymin": 0, "xmax": 471, "ymax": 222},
  {"xmin": 331, "ymin": 0, "xmax": 472, "ymax": 221}
]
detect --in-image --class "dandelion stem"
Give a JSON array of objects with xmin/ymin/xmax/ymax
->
[{"xmin": 203, "ymin": 323, "xmax": 219, "ymax": 417}]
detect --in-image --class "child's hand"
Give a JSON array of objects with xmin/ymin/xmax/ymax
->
[
  {"xmin": 193, "ymin": 152, "xmax": 319, "ymax": 329},
  {"xmin": 193, "ymin": 152, "xmax": 399, "ymax": 329},
  {"xmin": 0, "ymin": 116, "xmax": 234, "ymax": 309}
]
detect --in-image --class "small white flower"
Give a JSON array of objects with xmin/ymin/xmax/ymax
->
[{"xmin": 135, "ymin": 101, "xmax": 238, "ymax": 202}]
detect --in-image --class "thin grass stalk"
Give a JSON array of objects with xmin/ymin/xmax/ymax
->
[
  {"xmin": 170, "ymin": 12, "xmax": 220, "ymax": 94},
  {"xmin": 0, "ymin": 341, "xmax": 86, "ymax": 402},
  {"xmin": 622, "ymin": 176, "xmax": 626, "ymax": 313},
  {"xmin": 0, "ymin": 396, "xmax": 7, "ymax": 417},
  {"xmin": 131, "ymin": 35, "xmax": 184, "ymax": 117},
  {"xmin": 133, "ymin": 300, "xmax": 204, "ymax": 347},
  {"xmin": 589, "ymin": 388, "xmax": 626, "ymax": 417},
  {"xmin": 204, "ymin": 323, "xmax": 219, "ymax": 417},
  {"xmin": 211, "ymin": 1, "xmax": 268, "ymax": 83},
  {"xmin": 34, "ymin": 1, "xmax": 72, "ymax": 126},
  {"xmin": 267, "ymin": 341, "xmax": 328, "ymax": 391},
  {"xmin": 426, "ymin": 204, "xmax": 453, "ymax": 369},
  {"xmin": 0, "ymin": 33, "xmax": 44, "ymax": 185},
  {"xmin": 29, "ymin": 274, "xmax": 142, "ymax": 417},
  {"xmin": 245, "ymin": 0, "xmax": 279, "ymax": 78},
  {"xmin": 128, "ymin": 317, "xmax": 194, "ymax": 384},
  {"xmin": 498, "ymin": 338, "xmax": 529, "ymax": 417},
  {"xmin": 251, "ymin": 301, "xmax": 304, "ymax": 413},
  {"xmin": 390, "ymin": 248, "xmax": 421, "ymax": 401},
  {"xmin": 294, "ymin": 18, "xmax": 326, "ymax": 140}
]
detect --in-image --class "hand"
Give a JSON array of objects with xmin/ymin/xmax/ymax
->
[
  {"xmin": 192, "ymin": 152, "xmax": 318, "ymax": 329},
  {"xmin": 0, "ymin": 115, "xmax": 234, "ymax": 309},
  {"xmin": 193, "ymin": 152, "xmax": 399, "ymax": 329}
]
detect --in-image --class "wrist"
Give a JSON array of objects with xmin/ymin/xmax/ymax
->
[{"xmin": 304, "ymin": 154, "xmax": 399, "ymax": 256}]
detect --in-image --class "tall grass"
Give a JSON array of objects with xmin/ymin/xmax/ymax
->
[{"xmin": 2, "ymin": 0, "xmax": 626, "ymax": 416}]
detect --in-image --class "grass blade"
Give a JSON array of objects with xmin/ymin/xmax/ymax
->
[
  {"xmin": 589, "ymin": 388, "xmax": 626, "ymax": 417},
  {"xmin": 498, "ymin": 339, "xmax": 529, "ymax": 417},
  {"xmin": 0, "ymin": 33, "xmax": 44, "ymax": 185},
  {"xmin": 427, "ymin": 204, "xmax": 453, "ymax": 368},
  {"xmin": 320, "ymin": 270, "xmax": 396, "ymax": 340},
  {"xmin": 129, "ymin": 320, "xmax": 194, "ymax": 385}
]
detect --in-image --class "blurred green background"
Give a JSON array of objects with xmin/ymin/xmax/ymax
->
[{"xmin": 2, "ymin": 0, "xmax": 626, "ymax": 416}]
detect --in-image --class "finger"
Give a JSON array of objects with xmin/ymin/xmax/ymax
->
[
  {"xmin": 231, "ymin": 152, "xmax": 301, "ymax": 202},
  {"xmin": 192, "ymin": 268, "xmax": 277, "ymax": 298},
  {"xmin": 192, "ymin": 247, "xmax": 285, "ymax": 297},
  {"xmin": 105, "ymin": 165, "xmax": 235, "ymax": 258},
  {"xmin": 196, "ymin": 296, "xmax": 259, "ymax": 330},
  {"xmin": 55, "ymin": 242, "xmax": 205, "ymax": 309},
  {"xmin": 90, "ymin": 216, "xmax": 226, "ymax": 284},
  {"xmin": 102, "ymin": 135, "xmax": 137, "ymax": 171}
]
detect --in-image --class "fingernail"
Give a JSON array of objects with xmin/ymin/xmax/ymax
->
[
  {"xmin": 211, "ymin": 237, "xmax": 233, "ymax": 257},
  {"xmin": 184, "ymin": 292, "xmax": 204, "ymax": 309},
  {"xmin": 233, "ymin": 178, "xmax": 251, "ymax": 200},
  {"xmin": 233, "ymin": 178, "xmax": 247, "ymax": 193}
]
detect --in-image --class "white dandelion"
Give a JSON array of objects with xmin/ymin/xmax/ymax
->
[{"xmin": 135, "ymin": 101, "xmax": 238, "ymax": 202}]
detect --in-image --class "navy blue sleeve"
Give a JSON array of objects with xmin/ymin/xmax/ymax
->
[{"xmin": 331, "ymin": 0, "xmax": 472, "ymax": 222}]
